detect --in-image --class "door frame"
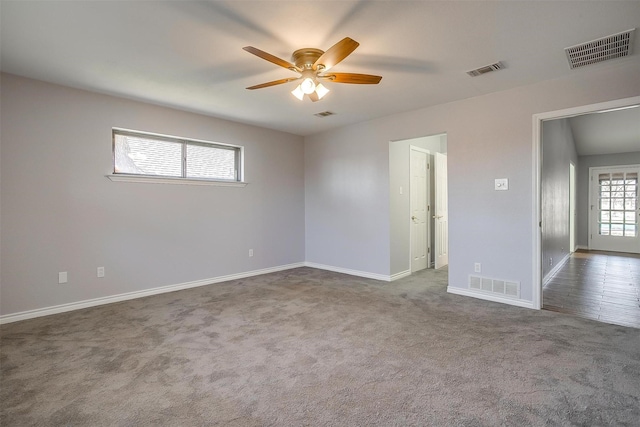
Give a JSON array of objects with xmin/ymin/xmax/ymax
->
[
  {"xmin": 588, "ymin": 164, "xmax": 640, "ymax": 253},
  {"xmin": 532, "ymin": 96, "xmax": 640, "ymax": 310},
  {"xmin": 569, "ymin": 161, "xmax": 576, "ymax": 253},
  {"xmin": 409, "ymin": 146, "xmax": 431, "ymax": 272},
  {"xmin": 434, "ymin": 152, "xmax": 449, "ymax": 269}
]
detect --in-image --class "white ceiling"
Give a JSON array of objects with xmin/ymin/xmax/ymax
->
[{"xmin": 1, "ymin": 1, "xmax": 639, "ymax": 136}]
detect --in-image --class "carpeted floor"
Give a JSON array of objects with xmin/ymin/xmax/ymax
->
[{"xmin": 1, "ymin": 267, "xmax": 639, "ymax": 426}]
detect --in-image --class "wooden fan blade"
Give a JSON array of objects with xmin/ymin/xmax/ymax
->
[
  {"xmin": 313, "ymin": 37, "xmax": 359, "ymax": 71},
  {"xmin": 246, "ymin": 77, "xmax": 300, "ymax": 90},
  {"xmin": 321, "ymin": 73, "xmax": 382, "ymax": 84},
  {"xmin": 243, "ymin": 46, "xmax": 299, "ymax": 71}
]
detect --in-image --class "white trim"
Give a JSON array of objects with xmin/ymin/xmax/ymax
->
[
  {"xmin": 0, "ymin": 263, "xmax": 304, "ymax": 324},
  {"xmin": 390, "ymin": 270, "xmax": 412, "ymax": 281},
  {"xmin": 532, "ymin": 96, "xmax": 640, "ymax": 311},
  {"xmin": 542, "ymin": 252, "xmax": 571, "ymax": 285},
  {"xmin": 107, "ymin": 174, "xmax": 248, "ymax": 187},
  {"xmin": 304, "ymin": 262, "xmax": 390, "ymax": 281},
  {"xmin": 447, "ymin": 286, "xmax": 535, "ymax": 310},
  {"xmin": 588, "ymin": 164, "xmax": 640, "ymax": 253},
  {"xmin": 533, "ymin": 113, "xmax": 542, "ymax": 309},
  {"xmin": 569, "ymin": 161, "xmax": 576, "ymax": 253},
  {"xmin": 575, "ymin": 245, "xmax": 589, "ymax": 251}
]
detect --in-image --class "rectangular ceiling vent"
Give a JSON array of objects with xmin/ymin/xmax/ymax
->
[
  {"xmin": 469, "ymin": 275, "xmax": 520, "ymax": 299},
  {"xmin": 565, "ymin": 28, "xmax": 635, "ymax": 69},
  {"xmin": 466, "ymin": 61, "xmax": 505, "ymax": 77},
  {"xmin": 314, "ymin": 111, "xmax": 335, "ymax": 118}
]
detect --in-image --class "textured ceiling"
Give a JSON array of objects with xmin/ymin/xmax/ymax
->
[{"xmin": 1, "ymin": 1, "xmax": 639, "ymax": 136}]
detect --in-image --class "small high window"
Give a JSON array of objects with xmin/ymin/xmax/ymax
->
[{"xmin": 112, "ymin": 129, "xmax": 242, "ymax": 182}]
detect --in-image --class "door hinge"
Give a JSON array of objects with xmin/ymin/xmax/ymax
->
[{"xmin": 428, "ymin": 205, "xmax": 430, "ymax": 211}]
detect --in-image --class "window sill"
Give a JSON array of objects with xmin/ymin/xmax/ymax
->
[{"xmin": 106, "ymin": 174, "xmax": 248, "ymax": 187}]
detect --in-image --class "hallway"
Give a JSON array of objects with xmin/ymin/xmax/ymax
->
[{"xmin": 543, "ymin": 250, "xmax": 640, "ymax": 328}]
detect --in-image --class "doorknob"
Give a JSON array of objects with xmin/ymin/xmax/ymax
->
[{"xmin": 412, "ymin": 216, "xmax": 417, "ymax": 221}]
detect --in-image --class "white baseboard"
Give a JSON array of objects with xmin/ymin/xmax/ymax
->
[
  {"xmin": 575, "ymin": 245, "xmax": 589, "ymax": 251},
  {"xmin": 0, "ymin": 262, "xmax": 305, "ymax": 325},
  {"xmin": 304, "ymin": 262, "xmax": 390, "ymax": 281},
  {"xmin": 390, "ymin": 270, "xmax": 411, "ymax": 281},
  {"xmin": 447, "ymin": 286, "xmax": 535, "ymax": 310},
  {"xmin": 542, "ymin": 252, "xmax": 571, "ymax": 284}
]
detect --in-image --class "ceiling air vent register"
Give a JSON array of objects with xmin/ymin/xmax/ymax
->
[
  {"xmin": 466, "ymin": 62, "xmax": 505, "ymax": 77},
  {"xmin": 314, "ymin": 111, "xmax": 335, "ymax": 118},
  {"xmin": 565, "ymin": 29, "xmax": 635, "ymax": 69}
]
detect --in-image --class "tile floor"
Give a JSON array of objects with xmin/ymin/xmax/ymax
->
[{"xmin": 543, "ymin": 250, "xmax": 640, "ymax": 329}]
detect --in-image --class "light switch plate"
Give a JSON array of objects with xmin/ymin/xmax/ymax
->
[{"xmin": 495, "ymin": 178, "xmax": 509, "ymax": 191}]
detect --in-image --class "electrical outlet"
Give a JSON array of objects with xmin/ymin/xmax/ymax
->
[
  {"xmin": 58, "ymin": 272, "xmax": 68, "ymax": 284},
  {"xmin": 474, "ymin": 263, "xmax": 481, "ymax": 273},
  {"xmin": 549, "ymin": 257, "xmax": 553, "ymax": 266},
  {"xmin": 97, "ymin": 267, "xmax": 105, "ymax": 278},
  {"xmin": 249, "ymin": 249, "xmax": 254, "ymax": 257}
]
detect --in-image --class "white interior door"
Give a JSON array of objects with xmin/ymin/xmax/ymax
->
[
  {"xmin": 410, "ymin": 147, "xmax": 429, "ymax": 272},
  {"xmin": 590, "ymin": 165, "xmax": 640, "ymax": 254},
  {"xmin": 434, "ymin": 152, "xmax": 448, "ymax": 269}
]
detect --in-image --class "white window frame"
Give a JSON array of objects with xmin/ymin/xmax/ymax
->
[{"xmin": 107, "ymin": 128, "xmax": 247, "ymax": 187}]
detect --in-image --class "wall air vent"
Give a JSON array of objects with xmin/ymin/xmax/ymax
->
[
  {"xmin": 314, "ymin": 111, "xmax": 335, "ymax": 118},
  {"xmin": 466, "ymin": 61, "xmax": 505, "ymax": 77},
  {"xmin": 469, "ymin": 275, "xmax": 520, "ymax": 299},
  {"xmin": 565, "ymin": 28, "xmax": 635, "ymax": 69}
]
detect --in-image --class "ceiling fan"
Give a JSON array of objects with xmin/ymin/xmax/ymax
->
[{"xmin": 243, "ymin": 37, "xmax": 382, "ymax": 101}]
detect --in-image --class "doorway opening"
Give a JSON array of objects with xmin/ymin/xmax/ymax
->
[
  {"xmin": 389, "ymin": 133, "xmax": 448, "ymax": 279},
  {"xmin": 533, "ymin": 96, "xmax": 640, "ymax": 321}
]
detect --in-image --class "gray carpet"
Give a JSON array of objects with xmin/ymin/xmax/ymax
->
[{"xmin": 1, "ymin": 267, "xmax": 639, "ymax": 426}]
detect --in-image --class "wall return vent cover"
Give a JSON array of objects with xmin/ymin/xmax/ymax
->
[
  {"xmin": 469, "ymin": 275, "xmax": 520, "ymax": 299},
  {"xmin": 565, "ymin": 28, "xmax": 635, "ymax": 69}
]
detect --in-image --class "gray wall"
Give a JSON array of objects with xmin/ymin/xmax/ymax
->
[
  {"xmin": 541, "ymin": 119, "xmax": 578, "ymax": 279},
  {"xmin": 304, "ymin": 123, "xmax": 391, "ymax": 274},
  {"xmin": 305, "ymin": 61, "xmax": 640, "ymax": 302},
  {"xmin": 389, "ymin": 134, "xmax": 446, "ymax": 275},
  {"xmin": 0, "ymin": 73, "xmax": 305, "ymax": 316},
  {"xmin": 2, "ymin": 60, "xmax": 639, "ymax": 316},
  {"xmin": 576, "ymin": 151, "xmax": 640, "ymax": 248}
]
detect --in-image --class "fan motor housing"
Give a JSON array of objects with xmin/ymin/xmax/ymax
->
[{"xmin": 292, "ymin": 48, "xmax": 324, "ymax": 69}]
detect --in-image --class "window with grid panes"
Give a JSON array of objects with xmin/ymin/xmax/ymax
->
[{"xmin": 598, "ymin": 171, "xmax": 638, "ymax": 237}]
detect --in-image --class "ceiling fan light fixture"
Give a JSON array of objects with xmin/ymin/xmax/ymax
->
[
  {"xmin": 291, "ymin": 85, "xmax": 304, "ymax": 101},
  {"xmin": 244, "ymin": 38, "xmax": 381, "ymax": 101},
  {"xmin": 300, "ymin": 77, "xmax": 316, "ymax": 94},
  {"xmin": 315, "ymin": 83, "xmax": 329, "ymax": 99}
]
